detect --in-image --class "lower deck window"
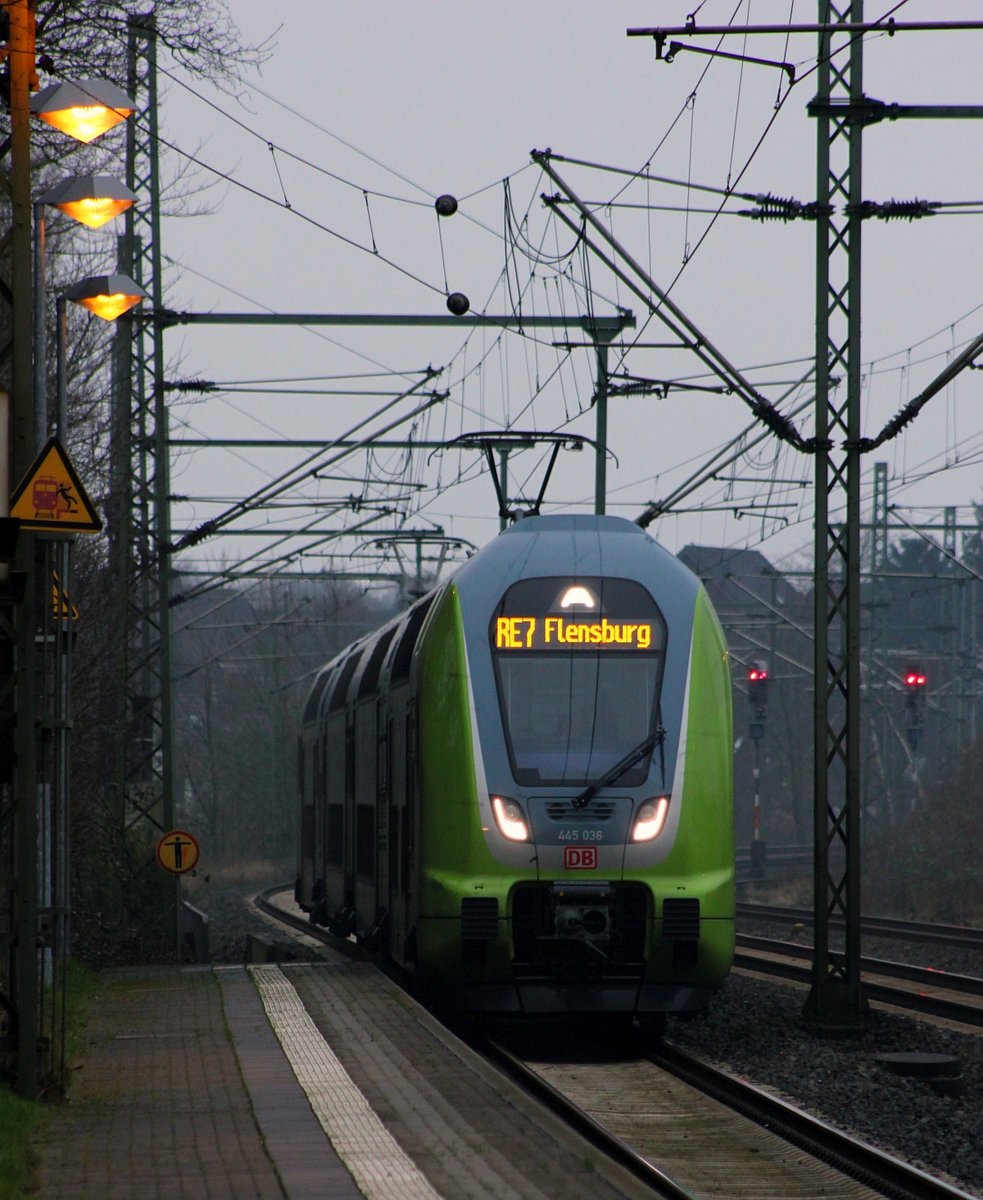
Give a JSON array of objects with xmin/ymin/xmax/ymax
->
[
  {"xmin": 326, "ymin": 805, "xmax": 343, "ymax": 867},
  {"xmin": 356, "ymin": 804, "xmax": 375, "ymax": 879}
]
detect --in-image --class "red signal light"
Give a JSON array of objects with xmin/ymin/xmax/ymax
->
[
  {"xmin": 904, "ymin": 671, "xmax": 926, "ymax": 688},
  {"xmin": 748, "ymin": 667, "xmax": 768, "ymax": 682}
]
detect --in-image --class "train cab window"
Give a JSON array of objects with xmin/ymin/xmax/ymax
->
[{"xmin": 491, "ymin": 577, "xmax": 667, "ymax": 787}]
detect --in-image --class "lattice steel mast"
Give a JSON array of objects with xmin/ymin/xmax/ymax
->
[
  {"xmin": 802, "ymin": 0, "xmax": 866, "ymax": 1029},
  {"xmin": 109, "ymin": 14, "xmax": 175, "ymax": 946}
]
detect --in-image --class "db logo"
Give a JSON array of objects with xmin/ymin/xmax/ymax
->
[{"xmin": 564, "ymin": 846, "xmax": 597, "ymax": 869}]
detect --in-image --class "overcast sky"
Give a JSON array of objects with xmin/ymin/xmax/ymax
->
[{"xmin": 141, "ymin": 1, "xmax": 983, "ymax": 588}]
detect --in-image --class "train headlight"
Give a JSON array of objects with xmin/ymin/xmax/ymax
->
[
  {"xmin": 491, "ymin": 795, "xmax": 530, "ymax": 842},
  {"xmin": 631, "ymin": 795, "xmax": 669, "ymax": 842}
]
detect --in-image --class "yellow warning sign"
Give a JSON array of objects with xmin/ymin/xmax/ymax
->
[
  {"xmin": 10, "ymin": 437, "xmax": 102, "ymax": 532},
  {"xmin": 156, "ymin": 830, "xmax": 201, "ymax": 875},
  {"xmin": 51, "ymin": 570, "xmax": 80, "ymax": 621}
]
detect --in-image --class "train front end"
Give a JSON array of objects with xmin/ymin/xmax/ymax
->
[{"xmin": 413, "ymin": 514, "xmax": 734, "ymax": 1017}]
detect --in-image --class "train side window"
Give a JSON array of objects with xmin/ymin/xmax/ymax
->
[
  {"xmin": 390, "ymin": 594, "xmax": 436, "ymax": 684},
  {"xmin": 357, "ymin": 626, "xmax": 397, "ymax": 700},
  {"xmin": 328, "ymin": 650, "xmax": 362, "ymax": 713},
  {"xmin": 302, "ymin": 666, "xmax": 334, "ymax": 724},
  {"xmin": 326, "ymin": 804, "xmax": 343, "ymax": 867}
]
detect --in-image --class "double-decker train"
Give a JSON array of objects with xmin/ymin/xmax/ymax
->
[{"xmin": 297, "ymin": 513, "xmax": 734, "ymax": 1023}]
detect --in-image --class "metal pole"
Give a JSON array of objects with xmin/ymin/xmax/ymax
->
[
  {"xmin": 9, "ymin": 0, "xmax": 40, "ymax": 1098},
  {"xmin": 594, "ymin": 342, "xmax": 609, "ymax": 515},
  {"xmin": 32, "ymin": 202, "xmax": 46, "ymax": 449},
  {"xmin": 498, "ymin": 447, "xmax": 509, "ymax": 532},
  {"xmin": 55, "ymin": 296, "xmax": 67, "ymax": 439}
]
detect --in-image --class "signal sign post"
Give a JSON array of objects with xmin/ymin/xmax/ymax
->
[{"xmin": 747, "ymin": 664, "xmax": 769, "ymax": 878}]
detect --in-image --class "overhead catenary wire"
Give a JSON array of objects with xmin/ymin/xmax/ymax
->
[{"xmin": 144, "ymin": 5, "xmax": 974, "ymax": 585}]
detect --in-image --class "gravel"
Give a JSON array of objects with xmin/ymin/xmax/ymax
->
[{"xmin": 197, "ymin": 886, "xmax": 983, "ymax": 1198}]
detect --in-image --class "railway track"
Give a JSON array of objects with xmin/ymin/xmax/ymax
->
[
  {"xmin": 484, "ymin": 1025, "xmax": 976, "ymax": 1200},
  {"xmin": 255, "ymin": 886, "xmax": 978, "ymax": 1200},
  {"xmin": 738, "ymin": 901, "xmax": 983, "ymax": 953},
  {"xmin": 734, "ymin": 934, "xmax": 983, "ymax": 1027}
]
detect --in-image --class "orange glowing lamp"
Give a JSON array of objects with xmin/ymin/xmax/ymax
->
[
  {"xmin": 64, "ymin": 274, "xmax": 148, "ymax": 322},
  {"xmin": 39, "ymin": 175, "xmax": 137, "ymax": 230},
  {"xmin": 31, "ymin": 79, "xmax": 135, "ymax": 144}
]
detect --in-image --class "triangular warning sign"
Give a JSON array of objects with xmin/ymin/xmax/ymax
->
[{"xmin": 10, "ymin": 437, "xmax": 102, "ymax": 532}]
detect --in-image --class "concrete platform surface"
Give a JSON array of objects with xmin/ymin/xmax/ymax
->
[{"xmin": 34, "ymin": 961, "xmax": 656, "ymax": 1200}]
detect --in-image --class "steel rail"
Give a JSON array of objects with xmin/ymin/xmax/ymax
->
[
  {"xmin": 481, "ymin": 1039, "xmax": 698, "ymax": 1200},
  {"xmin": 738, "ymin": 902, "xmax": 983, "ymax": 950},
  {"xmin": 651, "ymin": 1042, "xmax": 979, "ymax": 1200},
  {"xmin": 736, "ymin": 937, "xmax": 983, "ymax": 1026}
]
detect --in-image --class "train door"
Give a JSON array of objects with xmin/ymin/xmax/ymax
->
[
  {"xmin": 298, "ymin": 667, "xmax": 332, "ymax": 914},
  {"xmin": 323, "ymin": 708, "xmax": 347, "ymax": 918},
  {"xmin": 352, "ymin": 699, "xmax": 376, "ymax": 936},
  {"xmin": 311, "ymin": 734, "xmax": 326, "ymax": 908},
  {"xmin": 374, "ymin": 695, "xmax": 391, "ymax": 944},
  {"xmin": 402, "ymin": 697, "xmax": 419, "ymax": 962},
  {"xmin": 386, "ymin": 689, "xmax": 408, "ymax": 962},
  {"xmin": 298, "ymin": 734, "xmax": 315, "ymax": 905},
  {"xmin": 343, "ymin": 708, "xmax": 356, "ymax": 922}
]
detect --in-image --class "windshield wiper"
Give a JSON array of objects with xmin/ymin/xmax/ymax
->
[{"xmin": 571, "ymin": 726, "xmax": 665, "ymax": 810}]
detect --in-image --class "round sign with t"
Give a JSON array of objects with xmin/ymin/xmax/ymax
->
[{"xmin": 156, "ymin": 829, "xmax": 201, "ymax": 875}]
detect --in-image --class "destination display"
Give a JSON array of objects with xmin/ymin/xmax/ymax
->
[
  {"xmin": 491, "ymin": 576, "xmax": 665, "ymax": 654},
  {"xmin": 495, "ymin": 615, "xmax": 654, "ymax": 651}
]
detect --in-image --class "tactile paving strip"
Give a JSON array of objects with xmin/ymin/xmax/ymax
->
[{"xmin": 249, "ymin": 964, "xmax": 445, "ymax": 1200}]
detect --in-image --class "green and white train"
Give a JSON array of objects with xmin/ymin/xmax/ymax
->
[{"xmin": 297, "ymin": 514, "xmax": 734, "ymax": 1021}]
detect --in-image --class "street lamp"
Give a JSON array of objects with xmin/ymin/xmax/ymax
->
[
  {"xmin": 30, "ymin": 78, "xmax": 135, "ymax": 144},
  {"xmin": 39, "ymin": 174, "xmax": 137, "ymax": 230},
  {"xmin": 34, "ymin": 176, "xmax": 137, "ymax": 447},
  {"xmin": 62, "ymin": 273, "xmax": 148, "ymax": 322},
  {"xmin": 56, "ymin": 273, "xmax": 147, "ymax": 437}
]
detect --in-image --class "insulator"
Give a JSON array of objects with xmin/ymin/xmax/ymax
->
[
  {"xmin": 852, "ymin": 198, "xmax": 935, "ymax": 221},
  {"xmin": 747, "ymin": 193, "xmax": 810, "ymax": 222}
]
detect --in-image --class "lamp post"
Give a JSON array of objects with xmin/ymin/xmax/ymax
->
[
  {"xmin": 41, "ymin": 277, "xmax": 147, "ymax": 1029},
  {"xmin": 7, "ymin": 65, "xmax": 138, "ymax": 1097}
]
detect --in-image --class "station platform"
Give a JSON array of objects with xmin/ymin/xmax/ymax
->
[{"xmin": 35, "ymin": 960, "xmax": 655, "ymax": 1200}]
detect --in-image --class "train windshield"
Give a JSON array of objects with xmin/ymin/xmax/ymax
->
[{"xmin": 490, "ymin": 576, "xmax": 667, "ymax": 787}]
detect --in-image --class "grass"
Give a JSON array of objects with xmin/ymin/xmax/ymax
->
[
  {"xmin": 0, "ymin": 960, "xmax": 103, "ymax": 1199},
  {"xmin": 62, "ymin": 960, "xmax": 102, "ymax": 1069},
  {"xmin": 0, "ymin": 1085, "xmax": 44, "ymax": 1200}
]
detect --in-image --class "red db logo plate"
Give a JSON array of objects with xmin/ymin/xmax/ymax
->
[{"xmin": 564, "ymin": 846, "xmax": 597, "ymax": 869}]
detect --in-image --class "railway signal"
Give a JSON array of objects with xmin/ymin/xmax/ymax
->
[
  {"xmin": 747, "ymin": 662, "xmax": 768, "ymax": 736},
  {"xmin": 904, "ymin": 668, "xmax": 927, "ymax": 750}
]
